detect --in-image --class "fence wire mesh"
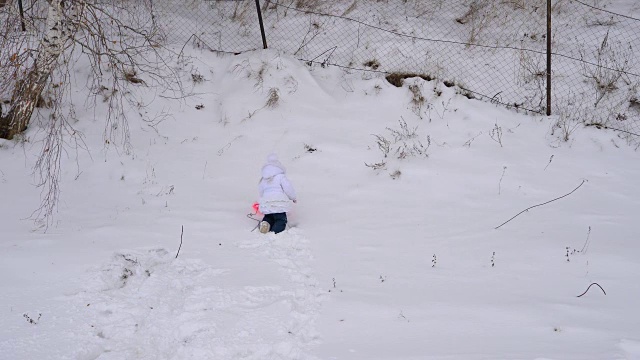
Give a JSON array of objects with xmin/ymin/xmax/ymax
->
[
  {"xmin": 2, "ymin": 0, "xmax": 638, "ymax": 145},
  {"xmin": 153, "ymin": 0, "xmax": 266, "ymax": 53},
  {"xmin": 153, "ymin": 0, "xmax": 640, "ymax": 145},
  {"xmin": 551, "ymin": 0, "xmax": 640, "ymax": 143}
]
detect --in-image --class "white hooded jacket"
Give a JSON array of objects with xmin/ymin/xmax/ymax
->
[{"xmin": 258, "ymin": 154, "xmax": 297, "ymax": 214}]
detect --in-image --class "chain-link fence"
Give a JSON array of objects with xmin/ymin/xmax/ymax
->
[
  {"xmin": 152, "ymin": 0, "xmax": 265, "ymax": 53},
  {"xmin": 152, "ymin": 0, "xmax": 640, "ymax": 145},
  {"xmin": 552, "ymin": 0, "xmax": 640, "ymax": 143}
]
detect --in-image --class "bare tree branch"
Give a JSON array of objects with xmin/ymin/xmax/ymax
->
[{"xmin": 1, "ymin": 0, "xmax": 185, "ymax": 227}]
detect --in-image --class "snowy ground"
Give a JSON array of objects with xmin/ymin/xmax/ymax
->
[{"xmin": 1, "ymin": 48, "xmax": 640, "ymax": 359}]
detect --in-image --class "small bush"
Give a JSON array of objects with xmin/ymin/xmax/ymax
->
[
  {"xmin": 580, "ymin": 30, "xmax": 632, "ymax": 108},
  {"xmin": 368, "ymin": 117, "xmax": 430, "ymax": 171},
  {"xmin": 387, "ymin": 117, "xmax": 417, "ymax": 142}
]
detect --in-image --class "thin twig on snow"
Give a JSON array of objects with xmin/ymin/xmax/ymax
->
[
  {"xmin": 495, "ymin": 179, "xmax": 587, "ymax": 229},
  {"xmin": 577, "ymin": 282, "xmax": 606, "ymax": 297}
]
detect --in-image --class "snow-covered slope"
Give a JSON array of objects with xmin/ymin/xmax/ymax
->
[{"xmin": 1, "ymin": 49, "xmax": 639, "ymax": 359}]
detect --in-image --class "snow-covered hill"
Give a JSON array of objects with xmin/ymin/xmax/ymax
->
[{"xmin": 1, "ymin": 49, "xmax": 640, "ymax": 359}]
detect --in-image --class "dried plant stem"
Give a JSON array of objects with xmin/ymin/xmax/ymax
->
[
  {"xmin": 498, "ymin": 166, "xmax": 507, "ymax": 195},
  {"xmin": 544, "ymin": 154, "xmax": 554, "ymax": 170},
  {"xmin": 175, "ymin": 225, "xmax": 184, "ymax": 259},
  {"xmin": 580, "ymin": 226, "xmax": 592, "ymax": 253}
]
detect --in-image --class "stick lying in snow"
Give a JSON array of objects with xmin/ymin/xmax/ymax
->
[
  {"xmin": 577, "ymin": 282, "xmax": 606, "ymax": 297},
  {"xmin": 494, "ymin": 179, "xmax": 587, "ymax": 229},
  {"xmin": 247, "ymin": 213, "xmax": 261, "ymax": 232}
]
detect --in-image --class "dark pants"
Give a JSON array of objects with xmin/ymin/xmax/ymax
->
[{"xmin": 262, "ymin": 212, "xmax": 287, "ymax": 234}]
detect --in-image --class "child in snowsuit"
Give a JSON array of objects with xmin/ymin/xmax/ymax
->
[{"xmin": 258, "ymin": 153, "xmax": 297, "ymax": 234}]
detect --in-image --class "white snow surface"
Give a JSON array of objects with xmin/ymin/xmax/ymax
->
[{"xmin": 1, "ymin": 48, "xmax": 640, "ymax": 360}]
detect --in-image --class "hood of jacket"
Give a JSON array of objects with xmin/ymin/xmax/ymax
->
[{"xmin": 261, "ymin": 153, "xmax": 285, "ymax": 179}]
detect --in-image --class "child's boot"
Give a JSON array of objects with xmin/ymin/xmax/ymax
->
[{"xmin": 259, "ymin": 221, "xmax": 270, "ymax": 234}]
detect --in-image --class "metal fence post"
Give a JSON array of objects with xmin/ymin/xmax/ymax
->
[
  {"xmin": 546, "ymin": 0, "xmax": 551, "ymax": 116},
  {"xmin": 18, "ymin": 0, "xmax": 26, "ymax": 31},
  {"xmin": 255, "ymin": 0, "xmax": 268, "ymax": 49}
]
